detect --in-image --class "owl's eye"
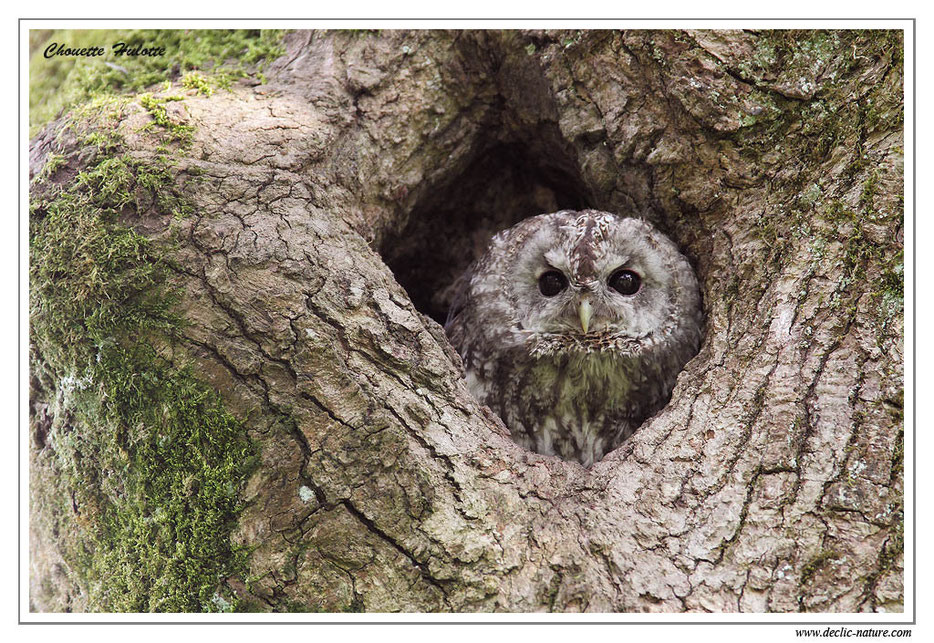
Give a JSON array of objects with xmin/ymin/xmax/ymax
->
[
  {"xmin": 538, "ymin": 270, "xmax": 568, "ymax": 297},
  {"xmin": 608, "ymin": 269, "xmax": 641, "ymax": 295}
]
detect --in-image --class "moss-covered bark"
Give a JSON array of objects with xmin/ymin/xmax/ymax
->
[{"xmin": 30, "ymin": 87, "xmax": 257, "ymax": 612}]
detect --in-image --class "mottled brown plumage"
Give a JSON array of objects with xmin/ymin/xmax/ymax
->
[{"xmin": 445, "ymin": 210, "xmax": 703, "ymax": 466}]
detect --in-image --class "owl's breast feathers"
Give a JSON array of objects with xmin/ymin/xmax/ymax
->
[{"xmin": 465, "ymin": 339, "xmax": 682, "ymax": 466}]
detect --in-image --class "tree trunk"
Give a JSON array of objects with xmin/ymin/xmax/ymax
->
[{"xmin": 29, "ymin": 29, "xmax": 904, "ymax": 613}]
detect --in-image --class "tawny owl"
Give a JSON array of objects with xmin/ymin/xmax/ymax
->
[{"xmin": 445, "ymin": 210, "xmax": 703, "ymax": 466}]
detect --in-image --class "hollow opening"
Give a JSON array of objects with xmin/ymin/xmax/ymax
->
[
  {"xmin": 381, "ymin": 137, "xmax": 592, "ymax": 324},
  {"xmin": 377, "ymin": 111, "xmax": 706, "ymax": 468}
]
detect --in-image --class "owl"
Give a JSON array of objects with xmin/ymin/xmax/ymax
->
[{"xmin": 445, "ymin": 210, "xmax": 703, "ymax": 466}]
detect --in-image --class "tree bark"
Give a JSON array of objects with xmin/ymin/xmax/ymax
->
[{"xmin": 29, "ymin": 29, "xmax": 904, "ymax": 613}]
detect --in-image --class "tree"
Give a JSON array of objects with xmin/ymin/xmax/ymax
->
[{"xmin": 28, "ymin": 29, "xmax": 904, "ymax": 613}]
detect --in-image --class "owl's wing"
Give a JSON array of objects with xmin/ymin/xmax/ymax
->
[{"xmin": 443, "ymin": 269, "xmax": 472, "ymax": 332}]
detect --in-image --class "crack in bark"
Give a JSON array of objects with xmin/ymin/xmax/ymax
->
[{"xmin": 339, "ymin": 498, "xmax": 452, "ymax": 607}]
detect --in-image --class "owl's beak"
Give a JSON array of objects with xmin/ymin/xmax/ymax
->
[{"xmin": 578, "ymin": 299, "xmax": 593, "ymax": 334}]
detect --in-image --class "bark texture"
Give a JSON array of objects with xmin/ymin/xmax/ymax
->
[{"xmin": 29, "ymin": 29, "xmax": 904, "ymax": 613}]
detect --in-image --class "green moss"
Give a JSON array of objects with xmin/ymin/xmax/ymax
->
[
  {"xmin": 800, "ymin": 549, "xmax": 842, "ymax": 586},
  {"xmin": 858, "ymin": 171, "xmax": 880, "ymax": 215},
  {"xmin": 729, "ymin": 31, "xmax": 902, "ymax": 175},
  {"xmin": 876, "ymin": 523, "xmax": 904, "ymax": 575},
  {"xmin": 34, "ymin": 152, "xmax": 67, "ymax": 184},
  {"xmin": 30, "ymin": 29, "xmax": 286, "ymax": 134},
  {"xmin": 69, "ymin": 147, "xmax": 193, "ymax": 220},
  {"xmin": 337, "ymin": 29, "xmax": 382, "ymax": 36},
  {"xmin": 824, "ymin": 199, "xmax": 902, "ymax": 295},
  {"xmin": 817, "ymin": 196, "xmax": 902, "ymax": 346},
  {"xmin": 562, "ymin": 31, "xmax": 584, "ymax": 49},
  {"xmin": 181, "ymin": 71, "xmax": 214, "ymax": 96},
  {"xmin": 138, "ymin": 92, "xmax": 194, "ymax": 146},
  {"xmin": 31, "ymin": 112, "xmax": 255, "ymax": 612},
  {"xmin": 139, "ymin": 92, "xmax": 181, "ymax": 127},
  {"xmin": 722, "ymin": 274, "xmax": 741, "ymax": 310},
  {"xmin": 753, "ymin": 208, "xmax": 796, "ymax": 265}
]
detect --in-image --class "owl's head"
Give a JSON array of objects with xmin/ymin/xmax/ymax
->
[{"xmin": 470, "ymin": 210, "xmax": 702, "ymax": 357}]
